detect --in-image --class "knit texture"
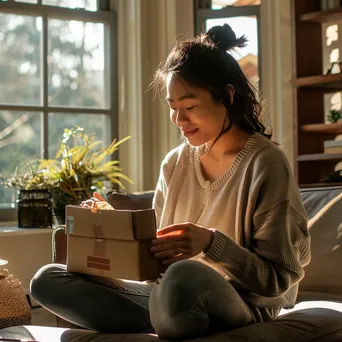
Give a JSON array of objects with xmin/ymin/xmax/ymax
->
[{"xmin": 152, "ymin": 133, "xmax": 311, "ymax": 319}]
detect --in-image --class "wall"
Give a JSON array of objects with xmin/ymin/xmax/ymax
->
[
  {"xmin": 0, "ymin": 228, "xmax": 52, "ymax": 304},
  {"xmin": 260, "ymin": 0, "xmax": 295, "ymax": 169}
]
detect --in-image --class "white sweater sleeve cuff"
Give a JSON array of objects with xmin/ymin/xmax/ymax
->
[{"xmin": 202, "ymin": 229, "xmax": 226, "ymax": 262}]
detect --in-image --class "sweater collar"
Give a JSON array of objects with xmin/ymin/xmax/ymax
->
[{"xmin": 193, "ymin": 133, "xmax": 259, "ymax": 190}]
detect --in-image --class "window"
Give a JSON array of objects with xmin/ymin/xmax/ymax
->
[
  {"xmin": 195, "ymin": 0, "xmax": 261, "ymax": 90},
  {"xmin": 0, "ymin": 0, "xmax": 116, "ymax": 218}
]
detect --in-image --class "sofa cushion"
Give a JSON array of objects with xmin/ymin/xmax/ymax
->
[
  {"xmin": 301, "ymin": 186, "xmax": 342, "ymax": 220},
  {"xmin": 106, "ymin": 191, "xmax": 154, "ymax": 210},
  {"xmin": 2, "ymin": 308, "xmax": 342, "ymax": 341},
  {"xmin": 298, "ymin": 187, "xmax": 342, "ymax": 302}
]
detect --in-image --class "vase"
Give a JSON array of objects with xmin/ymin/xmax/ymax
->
[
  {"xmin": 52, "ymin": 188, "xmax": 89, "ymax": 225},
  {"xmin": 18, "ymin": 189, "xmax": 53, "ymax": 228}
]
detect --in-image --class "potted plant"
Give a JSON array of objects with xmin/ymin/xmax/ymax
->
[
  {"xmin": 328, "ymin": 109, "xmax": 342, "ymax": 123},
  {"xmin": 0, "ymin": 160, "xmax": 59, "ymax": 228},
  {"xmin": 40, "ymin": 126, "xmax": 133, "ymax": 224},
  {"xmin": 1, "ymin": 126, "xmax": 133, "ymax": 226}
]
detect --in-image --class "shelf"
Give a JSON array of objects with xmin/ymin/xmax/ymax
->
[
  {"xmin": 295, "ymin": 73, "xmax": 342, "ymax": 89},
  {"xmin": 301, "ymin": 123, "xmax": 342, "ymax": 134},
  {"xmin": 300, "ymin": 7, "xmax": 342, "ymax": 24},
  {"xmin": 297, "ymin": 153, "xmax": 342, "ymax": 162}
]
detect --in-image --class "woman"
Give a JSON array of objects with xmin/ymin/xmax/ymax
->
[{"xmin": 30, "ymin": 24, "xmax": 310, "ymax": 340}]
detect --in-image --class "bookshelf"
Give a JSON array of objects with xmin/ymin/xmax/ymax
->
[{"xmin": 292, "ymin": 1, "xmax": 342, "ymax": 186}]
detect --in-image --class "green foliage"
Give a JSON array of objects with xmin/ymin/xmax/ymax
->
[
  {"xmin": 43, "ymin": 126, "xmax": 132, "ymax": 201},
  {"xmin": 0, "ymin": 159, "xmax": 59, "ymax": 190},
  {"xmin": 321, "ymin": 169, "xmax": 342, "ymax": 183},
  {"xmin": 1, "ymin": 126, "xmax": 133, "ymax": 205},
  {"xmin": 328, "ymin": 109, "xmax": 342, "ymax": 124}
]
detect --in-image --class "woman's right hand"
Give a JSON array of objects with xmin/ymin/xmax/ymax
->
[{"xmin": 81, "ymin": 192, "xmax": 107, "ymax": 209}]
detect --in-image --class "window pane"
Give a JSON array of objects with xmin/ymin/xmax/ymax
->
[
  {"xmin": 43, "ymin": 0, "xmax": 97, "ymax": 11},
  {"xmin": 15, "ymin": 0, "xmax": 38, "ymax": 3},
  {"xmin": 212, "ymin": 0, "xmax": 260, "ymax": 10},
  {"xmin": 0, "ymin": 112, "xmax": 41, "ymax": 208},
  {"xmin": 48, "ymin": 20, "xmax": 106, "ymax": 109},
  {"xmin": 206, "ymin": 16, "xmax": 259, "ymax": 89},
  {"xmin": 48, "ymin": 113, "xmax": 110, "ymax": 158},
  {"xmin": 0, "ymin": 14, "xmax": 41, "ymax": 105}
]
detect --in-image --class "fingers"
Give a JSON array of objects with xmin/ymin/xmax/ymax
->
[
  {"xmin": 94, "ymin": 192, "xmax": 106, "ymax": 201},
  {"xmin": 151, "ymin": 240, "xmax": 189, "ymax": 253},
  {"xmin": 151, "ymin": 240, "xmax": 192, "ymax": 263},
  {"xmin": 81, "ymin": 194, "xmax": 104, "ymax": 208},
  {"xmin": 157, "ymin": 223, "xmax": 191, "ymax": 236},
  {"xmin": 81, "ymin": 199, "xmax": 98, "ymax": 208},
  {"xmin": 151, "ymin": 234, "xmax": 188, "ymax": 246}
]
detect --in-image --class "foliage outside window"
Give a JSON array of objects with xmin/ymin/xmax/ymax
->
[
  {"xmin": 195, "ymin": 0, "xmax": 261, "ymax": 90},
  {"xmin": 0, "ymin": 0, "xmax": 116, "ymax": 213}
]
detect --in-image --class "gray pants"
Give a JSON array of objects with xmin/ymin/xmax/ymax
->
[{"xmin": 30, "ymin": 260, "xmax": 256, "ymax": 339}]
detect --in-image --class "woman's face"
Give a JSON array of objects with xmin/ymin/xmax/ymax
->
[{"xmin": 166, "ymin": 73, "xmax": 228, "ymax": 147}]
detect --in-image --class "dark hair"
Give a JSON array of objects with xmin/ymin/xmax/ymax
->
[{"xmin": 151, "ymin": 24, "xmax": 271, "ymax": 143}]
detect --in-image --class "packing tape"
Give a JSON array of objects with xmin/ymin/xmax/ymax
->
[{"xmin": 87, "ymin": 214, "xmax": 110, "ymax": 276}]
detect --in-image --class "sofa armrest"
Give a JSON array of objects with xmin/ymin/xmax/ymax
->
[{"xmin": 52, "ymin": 226, "xmax": 67, "ymax": 265}]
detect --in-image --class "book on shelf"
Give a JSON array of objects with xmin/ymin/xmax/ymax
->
[{"xmin": 324, "ymin": 139, "xmax": 342, "ymax": 154}]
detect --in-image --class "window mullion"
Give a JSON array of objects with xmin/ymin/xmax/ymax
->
[
  {"xmin": 108, "ymin": 14, "xmax": 118, "ymax": 160},
  {"xmin": 41, "ymin": 13, "xmax": 49, "ymax": 159}
]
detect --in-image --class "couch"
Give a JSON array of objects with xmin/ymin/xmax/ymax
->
[{"xmin": 1, "ymin": 186, "xmax": 342, "ymax": 341}]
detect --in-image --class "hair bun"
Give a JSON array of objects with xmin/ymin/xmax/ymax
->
[{"xmin": 207, "ymin": 23, "xmax": 247, "ymax": 51}]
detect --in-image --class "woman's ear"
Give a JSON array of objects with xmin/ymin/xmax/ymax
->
[{"xmin": 226, "ymin": 84, "xmax": 235, "ymax": 105}]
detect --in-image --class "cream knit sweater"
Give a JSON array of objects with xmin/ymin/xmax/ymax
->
[{"xmin": 152, "ymin": 133, "xmax": 311, "ymax": 321}]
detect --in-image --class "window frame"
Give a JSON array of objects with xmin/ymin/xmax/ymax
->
[
  {"xmin": 0, "ymin": 0, "xmax": 118, "ymax": 221},
  {"xmin": 195, "ymin": 3, "xmax": 262, "ymax": 89}
]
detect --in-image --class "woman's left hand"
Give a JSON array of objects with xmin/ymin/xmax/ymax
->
[{"xmin": 150, "ymin": 222, "xmax": 214, "ymax": 265}]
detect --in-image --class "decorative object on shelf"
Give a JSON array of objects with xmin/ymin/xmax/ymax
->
[
  {"xmin": 0, "ymin": 265, "xmax": 31, "ymax": 329},
  {"xmin": 321, "ymin": 0, "xmax": 341, "ymax": 10},
  {"xmin": 324, "ymin": 139, "xmax": 342, "ymax": 154},
  {"xmin": 326, "ymin": 59, "xmax": 342, "ymax": 75},
  {"xmin": 328, "ymin": 109, "xmax": 342, "ymax": 123},
  {"xmin": 41, "ymin": 126, "xmax": 133, "ymax": 225},
  {"xmin": 321, "ymin": 169, "xmax": 342, "ymax": 183}
]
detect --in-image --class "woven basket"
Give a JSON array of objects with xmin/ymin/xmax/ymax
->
[{"xmin": 0, "ymin": 269, "xmax": 31, "ymax": 329}]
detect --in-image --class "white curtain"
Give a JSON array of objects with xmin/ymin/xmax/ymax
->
[
  {"xmin": 116, "ymin": 0, "xmax": 194, "ymax": 192},
  {"xmin": 260, "ymin": 0, "xmax": 295, "ymax": 169}
]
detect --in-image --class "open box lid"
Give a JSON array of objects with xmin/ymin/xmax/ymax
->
[{"xmin": 65, "ymin": 205, "xmax": 156, "ymax": 241}]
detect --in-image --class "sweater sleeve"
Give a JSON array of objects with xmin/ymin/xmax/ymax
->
[
  {"xmin": 152, "ymin": 144, "xmax": 183, "ymax": 230},
  {"xmin": 202, "ymin": 150, "xmax": 311, "ymax": 298},
  {"xmin": 152, "ymin": 173, "xmax": 166, "ymax": 230}
]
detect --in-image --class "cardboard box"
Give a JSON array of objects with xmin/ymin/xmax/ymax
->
[{"xmin": 65, "ymin": 205, "xmax": 165, "ymax": 281}]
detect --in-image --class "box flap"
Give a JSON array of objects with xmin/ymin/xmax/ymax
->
[
  {"xmin": 132, "ymin": 209, "xmax": 157, "ymax": 240},
  {"xmin": 66, "ymin": 205, "xmax": 135, "ymax": 241},
  {"xmin": 66, "ymin": 206, "xmax": 157, "ymax": 241}
]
